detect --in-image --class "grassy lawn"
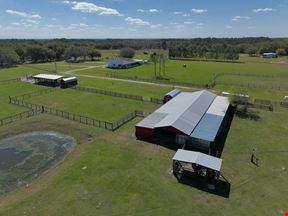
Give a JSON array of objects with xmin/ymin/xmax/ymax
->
[
  {"xmin": 0, "ymin": 58, "xmax": 288, "ymax": 215},
  {"xmin": 26, "ymin": 89, "xmax": 159, "ymax": 122},
  {"xmin": 214, "ymin": 84, "xmax": 288, "ymax": 102},
  {"xmin": 75, "ymin": 59, "xmax": 288, "ymax": 85},
  {"xmin": 78, "ymin": 77, "xmax": 175, "ymax": 98},
  {"xmin": 0, "ymin": 102, "xmax": 26, "ymax": 119},
  {"xmin": 0, "ymin": 82, "xmax": 48, "ymax": 119},
  {"xmin": 0, "ymin": 66, "xmax": 45, "ymax": 80},
  {"xmin": 0, "ymin": 108, "xmax": 287, "ymax": 215},
  {"xmin": 0, "ymin": 82, "xmax": 48, "ymax": 98}
]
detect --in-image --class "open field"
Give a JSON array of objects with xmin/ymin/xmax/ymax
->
[
  {"xmin": 75, "ymin": 59, "xmax": 288, "ymax": 85},
  {"xmin": 26, "ymin": 89, "xmax": 159, "ymax": 122},
  {"xmin": 0, "ymin": 67, "xmax": 45, "ymax": 80},
  {"xmin": 0, "ymin": 56, "xmax": 288, "ymax": 215},
  {"xmin": 78, "ymin": 77, "xmax": 175, "ymax": 98},
  {"xmin": 0, "ymin": 108, "xmax": 287, "ymax": 215}
]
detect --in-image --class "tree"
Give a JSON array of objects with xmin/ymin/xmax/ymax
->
[
  {"xmin": 119, "ymin": 48, "xmax": 135, "ymax": 59},
  {"xmin": 276, "ymin": 48, "xmax": 286, "ymax": 56},
  {"xmin": 87, "ymin": 49, "xmax": 101, "ymax": 61},
  {"xmin": 0, "ymin": 49, "xmax": 18, "ymax": 68},
  {"xmin": 15, "ymin": 47, "xmax": 26, "ymax": 63},
  {"xmin": 26, "ymin": 46, "xmax": 49, "ymax": 63},
  {"xmin": 65, "ymin": 46, "xmax": 87, "ymax": 62}
]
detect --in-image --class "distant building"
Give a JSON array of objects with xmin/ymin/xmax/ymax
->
[
  {"xmin": 262, "ymin": 53, "xmax": 278, "ymax": 58},
  {"xmin": 163, "ymin": 89, "xmax": 181, "ymax": 104},
  {"xmin": 33, "ymin": 74, "xmax": 77, "ymax": 88},
  {"xmin": 60, "ymin": 77, "xmax": 78, "ymax": 88},
  {"xmin": 33, "ymin": 74, "xmax": 64, "ymax": 87},
  {"xmin": 135, "ymin": 90, "xmax": 233, "ymax": 155},
  {"xmin": 107, "ymin": 58, "xmax": 145, "ymax": 69}
]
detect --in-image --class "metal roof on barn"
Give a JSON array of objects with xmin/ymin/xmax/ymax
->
[{"xmin": 136, "ymin": 90, "xmax": 230, "ymax": 142}]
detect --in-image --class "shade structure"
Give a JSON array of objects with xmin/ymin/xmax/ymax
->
[{"xmin": 173, "ymin": 149, "xmax": 222, "ymax": 171}]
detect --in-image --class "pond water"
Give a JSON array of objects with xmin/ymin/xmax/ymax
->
[{"xmin": 0, "ymin": 131, "xmax": 76, "ymax": 195}]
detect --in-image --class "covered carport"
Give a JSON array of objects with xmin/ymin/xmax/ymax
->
[{"xmin": 172, "ymin": 149, "xmax": 223, "ymax": 188}]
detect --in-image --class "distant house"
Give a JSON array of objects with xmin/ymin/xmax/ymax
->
[
  {"xmin": 107, "ymin": 58, "xmax": 145, "ymax": 69},
  {"xmin": 262, "ymin": 53, "xmax": 278, "ymax": 58}
]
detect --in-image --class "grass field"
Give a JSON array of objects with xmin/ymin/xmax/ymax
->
[
  {"xmin": 0, "ymin": 66, "xmax": 45, "ymax": 80},
  {"xmin": 0, "ymin": 56, "xmax": 288, "ymax": 215},
  {"xmin": 26, "ymin": 89, "xmax": 159, "ymax": 122},
  {"xmin": 78, "ymin": 77, "xmax": 175, "ymax": 98},
  {"xmin": 75, "ymin": 59, "xmax": 288, "ymax": 85}
]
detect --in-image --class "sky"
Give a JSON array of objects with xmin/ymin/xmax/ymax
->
[{"xmin": 0, "ymin": 0, "xmax": 287, "ymax": 39}]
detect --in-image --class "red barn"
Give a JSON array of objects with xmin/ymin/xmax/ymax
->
[{"xmin": 135, "ymin": 90, "xmax": 231, "ymax": 153}]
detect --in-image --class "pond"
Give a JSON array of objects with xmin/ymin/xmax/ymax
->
[{"xmin": 0, "ymin": 131, "xmax": 76, "ymax": 195}]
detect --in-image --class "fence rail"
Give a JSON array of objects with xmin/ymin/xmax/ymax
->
[
  {"xmin": 215, "ymin": 80, "xmax": 288, "ymax": 90},
  {"xmin": 72, "ymin": 86, "xmax": 163, "ymax": 104},
  {"xmin": 254, "ymin": 99, "xmax": 272, "ymax": 106},
  {"xmin": 12, "ymin": 88, "xmax": 57, "ymax": 101},
  {"xmin": 0, "ymin": 110, "xmax": 41, "ymax": 127},
  {"xmin": 0, "ymin": 78, "xmax": 21, "ymax": 85},
  {"xmin": 248, "ymin": 103, "xmax": 273, "ymax": 112},
  {"xmin": 280, "ymin": 102, "xmax": 288, "ymax": 108},
  {"xmin": 10, "ymin": 98, "xmax": 149, "ymax": 131},
  {"xmin": 106, "ymin": 73, "xmax": 208, "ymax": 89}
]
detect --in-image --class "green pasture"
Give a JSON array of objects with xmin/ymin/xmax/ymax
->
[
  {"xmin": 0, "ymin": 56, "xmax": 288, "ymax": 215},
  {"xmin": 0, "ymin": 107, "xmax": 287, "ymax": 215},
  {"xmin": 0, "ymin": 66, "xmax": 44, "ymax": 80},
  {"xmin": 75, "ymin": 59, "xmax": 288, "ymax": 85},
  {"xmin": 78, "ymin": 77, "xmax": 174, "ymax": 98},
  {"xmin": 239, "ymin": 54, "xmax": 288, "ymax": 63},
  {"xmin": 0, "ymin": 82, "xmax": 48, "ymax": 98},
  {"xmin": 26, "ymin": 89, "xmax": 159, "ymax": 122},
  {"xmin": 0, "ymin": 82, "xmax": 48, "ymax": 119}
]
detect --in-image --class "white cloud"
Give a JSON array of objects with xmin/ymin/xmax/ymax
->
[
  {"xmin": 71, "ymin": 2, "xmax": 122, "ymax": 16},
  {"xmin": 6, "ymin": 9, "xmax": 41, "ymax": 19},
  {"xmin": 150, "ymin": 24, "xmax": 162, "ymax": 29},
  {"xmin": 253, "ymin": 8, "xmax": 275, "ymax": 13},
  {"xmin": 225, "ymin": 24, "xmax": 232, "ymax": 29},
  {"xmin": 125, "ymin": 17, "xmax": 150, "ymax": 26},
  {"xmin": 62, "ymin": 0, "xmax": 70, "ymax": 4},
  {"xmin": 232, "ymin": 16, "xmax": 250, "ymax": 21},
  {"xmin": 191, "ymin": 9, "xmax": 208, "ymax": 14},
  {"xmin": 137, "ymin": 8, "xmax": 160, "ymax": 13},
  {"xmin": 21, "ymin": 19, "xmax": 40, "ymax": 24},
  {"xmin": 174, "ymin": 11, "xmax": 183, "ymax": 15},
  {"xmin": 182, "ymin": 13, "xmax": 190, "ymax": 17},
  {"xmin": 184, "ymin": 21, "xmax": 194, "ymax": 25}
]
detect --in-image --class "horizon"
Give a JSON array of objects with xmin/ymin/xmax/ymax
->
[{"xmin": 0, "ymin": 0, "xmax": 287, "ymax": 39}]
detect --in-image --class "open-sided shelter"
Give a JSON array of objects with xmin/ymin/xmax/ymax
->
[{"xmin": 33, "ymin": 74, "xmax": 63, "ymax": 87}]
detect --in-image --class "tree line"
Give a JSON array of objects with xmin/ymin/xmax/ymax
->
[{"xmin": 0, "ymin": 37, "xmax": 288, "ymax": 68}]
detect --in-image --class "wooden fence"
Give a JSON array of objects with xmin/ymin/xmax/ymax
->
[
  {"xmin": 10, "ymin": 98, "xmax": 148, "ymax": 131},
  {"xmin": 0, "ymin": 78, "xmax": 21, "ymax": 85},
  {"xmin": 280, "ymin": 102, "xmax": 288, "ymax": 109},
  {"xmin": 106, "ymin": 73, "xmax": 207, "ymax": 89},
  {"xmin": 0, "ymin": 110, "xmax": 41, "ymax": 127},
  {"xmin": 72, "ymin": 86, "xmax": 163, "ymax": 104},
  {"xmin": 11, "ymin": 88, "xmax": 57, "ymax": 101}
]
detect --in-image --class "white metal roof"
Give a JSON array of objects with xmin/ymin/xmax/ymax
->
[
  {"xmin": 33, "ymin": 74, "xmax": 63, "ymax": 80},
  {"xmin": 62, "ymin": 77, "xmax": 77, "ymax": 82},
  {"xmin": 172, "ymin": 149, "xmax": 222, "ymax": 171},
  {"xmin": 136, "ymin": 112, "xmax": 167, "ymax": 128},
  {"xmin": 137, "ymin": 91, "xmax": 216, "ymax": 135}
]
